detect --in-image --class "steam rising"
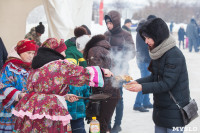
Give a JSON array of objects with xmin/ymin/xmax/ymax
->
[{"xmin": 109, "ymin": 43, "xmax": 135, "ymax": 88}]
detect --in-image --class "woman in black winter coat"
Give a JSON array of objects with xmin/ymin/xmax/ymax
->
[
  {"xmin": 125, "ymin": 18, "xmax": 190, "ymax": 133},
  {"xmin": 83, "ymin": 35, "xmax": 120, "ymax": 133}
]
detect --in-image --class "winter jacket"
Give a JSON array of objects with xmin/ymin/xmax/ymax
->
[
  {"xmin": 0, "ymin": 38, "xmax": 7, "ymax": 70},
  {"xmin": 178, "ymin": 27, "xmax": 185, "ymax": 41},
  {"xmin": 138, "ymin": 46, "xmax": 189, "ymax": 128},
  {"xmin": 25, "ymin": 27, "xmax": 42, "ymax": 46},
  {"xmin": 122, "ymin": 25, "xmax": 131, "ymax": 33},
  {"xmin": 104, "ymin": 10, "xmax": 135, "ymax": 75},
  {"xmin": 67, "ymin": 84, "xmax": 90, "ymax": 120},
  {"xmin": 186, "ymin": 20, "xmax": 199, "ymax": 40},
  {"xmin": 136, "ymin": 21, "xmax": 151, "ymax": 63},
  {"xmin": 84, "ymin": 35, "xmax": 120, "ymax": 98},
  {"xmin": 65, "ymin": 37, "xmax": 87, "ymax": 67},
  {"xmin": 138, "ymin": 18, "xmax": 190, "ymax": 128},
  {"xmin": 84, "ymin": 34, "xmax": 120, "ymax": 133}
]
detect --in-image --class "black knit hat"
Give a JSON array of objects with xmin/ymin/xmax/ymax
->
[
  {"xmin": 104, "ymin": 15, "xmax": 112, "ymax": 23},
  {"xmin": 124, "ymin": 19, "xmax": 132, "ymax": 24},
  {"xmin": 35, "ymin": 22, "xmax": 45, "ymax": 34}
]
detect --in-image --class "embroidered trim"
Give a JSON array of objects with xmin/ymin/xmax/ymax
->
[
  {"xmin": 12, "ymin": 109, "xmax": 72, "ymax": 126},
  {"xmin": 7, "ymin": 63, "xmax": 28, "ymax": 76}
]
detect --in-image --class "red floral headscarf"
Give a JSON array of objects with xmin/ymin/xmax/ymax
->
[
  {"xmin": 41, "ymin": 38, "xmax": 67, "ymax": 53},
  {"xmin": 15, "ymin": 39, "xmax": 36, "ymax": 55}
]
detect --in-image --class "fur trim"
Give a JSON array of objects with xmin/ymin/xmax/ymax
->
[
  {"xmin": 83, "ymin": 34, "xmax": 106, "ymax": 59},
  {"xmin": 74, "ymin": 27, "xmax": 87, "ymax": 38},
  {"xmin": 139, "ymin": 18, "xmax": 169, "ymax": 47},
  {"xmin": 32, "ymin": 47, "xmax": 65, "ymax": 69}
]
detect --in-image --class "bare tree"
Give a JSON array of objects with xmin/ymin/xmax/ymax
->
[
  {"xmin": 111, "ymin": 0, "xmax": 129, "ymax": 15},
  {"xmin": 132, "ymin": 0, "xmax": 200, "ymax": 24}
]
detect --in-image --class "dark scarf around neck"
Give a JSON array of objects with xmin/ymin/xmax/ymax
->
[{"xmin": 32, "ymin": 47, "xmax": 65, "ymax": 69}]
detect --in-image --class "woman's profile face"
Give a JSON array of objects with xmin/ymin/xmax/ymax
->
[
  {"xmin": 20, "ymin": 51, "xmax": 35, "ymax": 63},
  {"xmin": 144, "ymin": 36, "xmax": 155, "ymax": 48},
  {"xmin": 60, "ymin": 51, "xmax": 66, "ymax": 57}
]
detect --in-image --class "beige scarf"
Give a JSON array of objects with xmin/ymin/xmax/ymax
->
[{"xmin": 149, "ymin": 35, "xmax": 176, "ymax": 60}]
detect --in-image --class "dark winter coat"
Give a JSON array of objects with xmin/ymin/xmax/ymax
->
[
  {"xmin": 122, "ymin": 25, "xmax": 131, "ymax": 33},
  {"xmin": 84, "ymin": 35, "xmax": 120, "ymax": 133},
  {"xmin": 138, "ymin": 18, "xmax": 190, "ymax": 128},
  {"xmin": 136, "ymin": 21, "xmax": 151, "ymax": 63},
  {"xmin": 84, "ymin": 35, "xmax": 120, "ymax": 98},
  {"xmin": 186, "ymin": 19, "xmax": 199, "ymax": 40},
  {"xmin": 104, "ymin": 10, "xmax": 135, "ymax": 75},
  {"xmin": 0, "ymin": 38, "xmax": 8, "ymax": 70},
  {"xmin": 178, "ymin": 27, "xmax": 185, "ymax": 41}
]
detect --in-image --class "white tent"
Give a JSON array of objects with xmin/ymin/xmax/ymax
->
[
  {"xmin": 0, "ymin": 0, "xmax": 93, "ymax": 51},
  {"xmin": 43, "ymin": 0, "xmax": 93, "ymax": 40}
]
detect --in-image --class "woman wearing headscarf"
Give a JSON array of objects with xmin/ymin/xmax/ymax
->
[
  {"xmin": 12, "ymin": 38, "xmax": 113, "ymax": 133},
  {"xmin": 0, "ymin": 39, "xmax": 36, "ymax": 132}
]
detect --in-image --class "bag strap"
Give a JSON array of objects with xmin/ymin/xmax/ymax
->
[
  {"xmin": 169, "ymin": 91, "xmax": 182, "ymax": 109},
  {"xmin": 157, "ymin": 61, "xmax": 184, "ymax": 110}
]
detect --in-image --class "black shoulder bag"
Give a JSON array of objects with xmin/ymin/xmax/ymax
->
[{"xmin": 169, "ymin": 91, "xmax": 198, "ymax": 125}]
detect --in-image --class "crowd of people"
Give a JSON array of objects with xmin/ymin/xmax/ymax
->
[{"xmin": 0, "ymin": 9, "xmax": 195, "ymax": 133}]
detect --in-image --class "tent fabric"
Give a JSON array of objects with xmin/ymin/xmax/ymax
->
[{"xmin": 42, "ymin": 0, "xmax": 93, "ymax": 40}]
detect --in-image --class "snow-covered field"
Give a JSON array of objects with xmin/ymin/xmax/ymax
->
[{"xmin": 26, "ymin": 21, "xmax": 200, "ymax": 133}]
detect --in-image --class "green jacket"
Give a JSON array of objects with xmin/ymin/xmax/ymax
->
[{"xmin": 65, "ymin": 38, "xmax": 87, "ymax": 67}]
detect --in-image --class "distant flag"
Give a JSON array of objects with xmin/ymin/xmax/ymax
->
[{"xmin": 99, "ymin": 0, "xmax": 104, "ymax": 25}]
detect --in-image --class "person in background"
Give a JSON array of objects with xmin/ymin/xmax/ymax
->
[
  {"xmin": 186, "ymin": 18, "xmax": 199, "ymax": 52},
  {"xmin": 125, "ymin": 18, "xmax": 190, "ymax": 133},
  {"xmin": 133, "ymin": 15, "xmax": 156, "ymax": 113},
  {"xmin": 122, "ymin": 19, "xmax": 132, "ymax": 33},
  {"xmin": 83, "ymin": 35, "xmax": 120, "ymax": 133},
  {"xmin": 0, "ymin": 37, "xmax": 8, "ymax": 70},
  {"xmin": 104, "ymin": 10, "xmax": 135, "ymax": 133},
  {"xmin": 169, "ymin": 21, "xmax": 174, "ymax": 34},
  {"xmin": 178, "ymin": 26, "xmax": 186, "ymax": 49},
  {"xmin": 81, "ymin": 25, "xmax": 91, "ymax": 36},
  {"xmin": 25, "ymin": 22, "xmax": 45, "ymax": 46},
  {"xmin": 12, "ymin": 38, "xmax": 113, "ymax": 133},
  {"xmin": 65, "ymin": 26, "xmax": 90, "ymax": 66},
  {"xmin": 65, "ymin": 27, "xmax": 91, "ymax": 133},
  {"xmin": 0, "ymin": 39, "xmax": 36, "ymax": 133}
]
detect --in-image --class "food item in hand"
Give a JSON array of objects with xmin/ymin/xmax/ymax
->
[
  {"xmin": 115, "ymin": 75, "xmax": 133, "ymax": 82},
  {"xmin": 123, "ymin": 84, "xmax": 133, "ymax": 89}
]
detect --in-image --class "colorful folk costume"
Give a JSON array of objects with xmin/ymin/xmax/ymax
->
[
  {"xmin": 0, "ymin": 40, "xmax": 36, "ymax": 132},
  {"xmin": 12, "ymin": 38, "xmax": 105, "ymax": 133}
]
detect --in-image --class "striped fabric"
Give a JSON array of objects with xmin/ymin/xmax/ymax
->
[
  {"xmin": 0, "ymin": 63, "xmax": 29, "ymax": 133},
  {"xmin": 86, "ymin": 66, "xmax": 104, "ymax": 88}
]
